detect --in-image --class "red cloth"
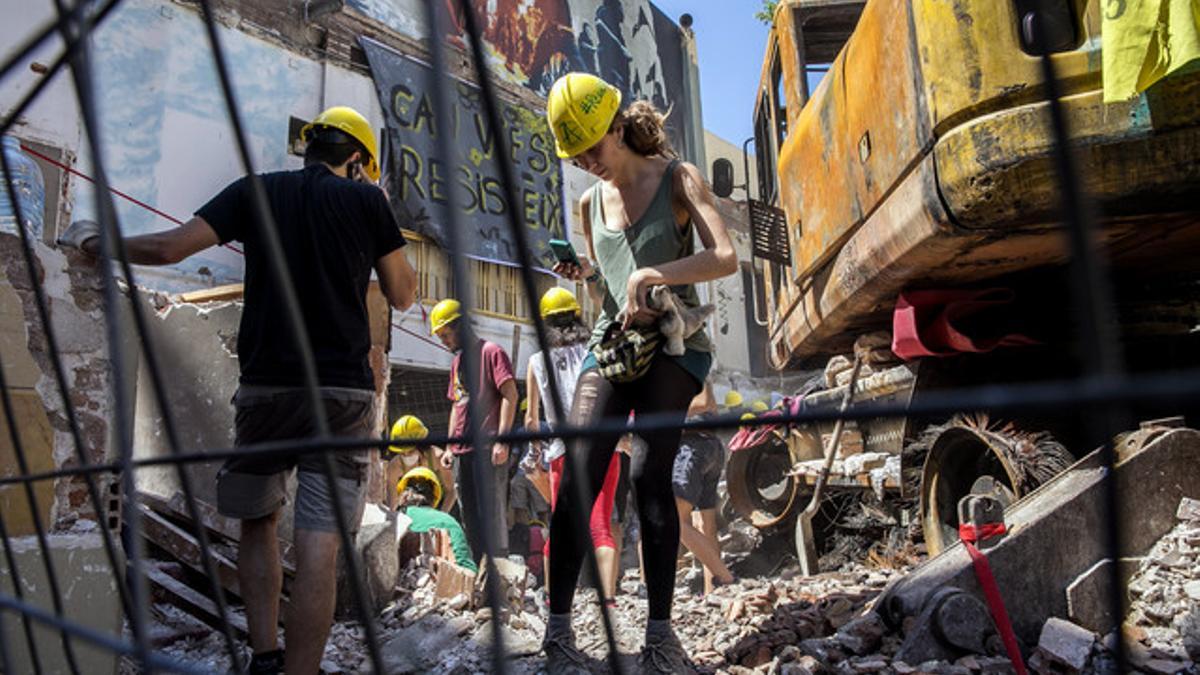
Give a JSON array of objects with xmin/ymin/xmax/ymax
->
[
  {"xmin": 544, "ymin": 453, "xmax": 623, "ymax": 560},
  {"xmin": 447, "ymin": 339, "xmax": 515, "ymax": 454},
  {"xmin": 729, "ymin": 408, "xmax": 787, "ymax": 452},
  {"xmin": 892, "ymin": 289, "xmax": 1038, "ymax": 361},
  {"xmin": 958, "ymin": 523, "xmax": 1028, "ymax": 675}
]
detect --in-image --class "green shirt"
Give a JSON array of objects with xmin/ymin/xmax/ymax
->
[
  {"xmin": 403, "ymin": 506, "xmax": 478, "ymax": 573},
  {"xmin": 586, "ymin": 159, "xmax": 714, "ymax": 384}
]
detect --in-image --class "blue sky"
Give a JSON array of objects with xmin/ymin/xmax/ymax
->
[{"xmin": 652, "ymin": 1, "xmax": 770, "ymax": 146}]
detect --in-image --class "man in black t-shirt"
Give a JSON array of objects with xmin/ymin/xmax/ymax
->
[{"xmin": 60, "ymin": 106, "xmax": 416, "ymax": 675}]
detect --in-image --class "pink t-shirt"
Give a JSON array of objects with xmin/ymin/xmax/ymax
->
[{"xmin": 447, "ymin": 340, "xmax": 515, "ymax": 454}]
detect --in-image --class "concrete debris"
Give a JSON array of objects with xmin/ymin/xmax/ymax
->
[
  {"xmin": 1030, "ymin": 617, "xmax": 1097, "ymax": 673},
  {"xmin": 1118, "ymin": 497, "xmax": 1200, "ymax": 673}
]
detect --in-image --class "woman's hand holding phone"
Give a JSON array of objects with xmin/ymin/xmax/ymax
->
[{"xmin": 552, "ymin": 255, "xmax": 594, "ymax": 282}]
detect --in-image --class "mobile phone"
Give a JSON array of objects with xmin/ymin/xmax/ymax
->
[{"xmin": 548, "ymin": 239, "xmax": 581, "ymax": 266}]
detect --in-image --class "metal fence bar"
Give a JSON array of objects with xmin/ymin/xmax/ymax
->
[
  {"xmin": 0, "ymin": 2, "xmax": 1193, "ymax": 672},
  {"xmin": 5, "ymin": 354, "xmax": 1200, "ymax": 490},
  {"xmin": 0, "ymin": 45, "xmax": 136, "ymax": 646},
  {"xmin": 0, "ymin": 490, "xmax": 42, "ymax": 675},
  {"xmin": 449, "ymin": 0, "xmax": 627, "ymax": 668},
  {"xmin": 0, "ymin": 594, "xmax": 211, "ymax": 675},
  {"xmin": 0, "ymin": 350, "xmax": 74, "ymax": 673},
  {"xmin": 51, "ymin": 0, "xmax": 155, "ymax": 666},
  {"xmin": 0, "ymin": 0, "xmax": 123, "ymax": 138},
  {"xmin": 420, "ymin": 2, "xmax": 511, "ymax": 669},
  {"xmin": 193, "ymin": 1, "xmax": 385, "ymax": 672},
  {"xmin": 1028, "ymin": 7, "xmax": 1129, "ymax": 670}
]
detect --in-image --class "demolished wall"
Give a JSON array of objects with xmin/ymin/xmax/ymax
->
[{"xmin": 0, "ymin": 234, "xmax": 119, "ymax": 533}]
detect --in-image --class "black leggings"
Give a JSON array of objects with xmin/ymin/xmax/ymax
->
[{"xmin": 548, "ymin": 356, "xmax": 701, "ymax": 620}]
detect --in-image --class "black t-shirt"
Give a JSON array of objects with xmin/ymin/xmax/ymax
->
[{"xmin": 196, "ymin": 164, "xmax": 406, "ymax": 389}]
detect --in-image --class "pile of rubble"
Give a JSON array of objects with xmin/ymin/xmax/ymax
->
[{"xmin": 1119, "ymin": 497, "xmax": 1200, "ymax": 673}]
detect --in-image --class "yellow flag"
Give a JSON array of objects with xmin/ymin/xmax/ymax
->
[{"xmin": 1102, "ymin": 0, "xmax": 1200, "ymax": 103}]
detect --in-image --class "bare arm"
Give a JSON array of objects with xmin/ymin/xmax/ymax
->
[
  {"xmin": 623, "ymin": 162, "xmax": 738, "ymax": 323},
  {"xmin": 81, "ymin": 216, "xmax": 221, "ymax": 266},
  {"xmin": 551, "ymin": 190, "xmax": 604, "ymax": 309},
  {"xmin": 492, "ymin": 377, "xmax": 520, "ymax": 466},
  {"xmin": 375, "ymin": 247, "xmax": 417, "ymax": 310},
  {"xmin": 525, "ymin": 366, "xmax": 541, "ymax": 431},
  {"xmin": 497, "ymin": 377, "xmax": 519, "ymax": 436}
]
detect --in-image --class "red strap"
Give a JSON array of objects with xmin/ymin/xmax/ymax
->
[
  {"xmin": 958, "ymin": 524, "xmax": 1027, "ymax": 675},
  {"xmin": 21, "ymin": 143, "xmax": 244, "ymax": 255}
]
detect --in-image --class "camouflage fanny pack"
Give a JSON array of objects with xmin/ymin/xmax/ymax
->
[{"xmin": 592, "ymin": 323, "xmax": 664, "ymax": 383}]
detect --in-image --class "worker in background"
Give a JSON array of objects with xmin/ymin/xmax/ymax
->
[
  {"xmin": 400, "ymin": 466, "xmax": 480, "ymax": 569},
  {"xmin": 58, "ymin": 106, "xmax": 417, "ymax": 675},
  {"xmin": 509, "ymin": 398, "xmax": 551, "ymax": 572},
  {"xmin": 525, "ymin": 287, "xmax": 628, "ymax": 605},
  {"xmin": 543, "ymin": 72, "xmax": 737, "ymax": 673},
  {"xmin": 673, "ymin": 384, "xmax": 735, "ymax": 594},
  {"xmin": 395, "ymin": 467, "xmax": 478, "ymax": 573},
  {"xmin": 386, "ymin": 414, "xmax": 457, "ymax": 512},
  {"xmin": 430, "ymin": 298, "xmax": 518, "ymax": 562}
]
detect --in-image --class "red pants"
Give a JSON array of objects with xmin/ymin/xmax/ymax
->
[{"xmin": 545, "ymin": 452, "xmax": 621, "ymax": 560}]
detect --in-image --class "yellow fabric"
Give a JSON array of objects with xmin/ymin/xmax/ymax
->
[
  {"xmin": 1103, "ymin": 0, "xmax": 1200, "ymax": 103},
  {"xmin": 300, "ymin": 106, "xmax": 381, "ymax": 181}
]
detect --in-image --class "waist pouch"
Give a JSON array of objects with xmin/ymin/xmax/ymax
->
[{"xmin": 592, "ymin": 323, "xmax": 663, "ymax": 383}]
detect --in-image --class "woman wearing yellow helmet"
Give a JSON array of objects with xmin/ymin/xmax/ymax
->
[
  {"xmin": 385, "ymin": 414, "xmax": 457, "ymax": 512},
  {"xmin": 542, "ymin": 73, "xmax": 739, "ymax": 672}
]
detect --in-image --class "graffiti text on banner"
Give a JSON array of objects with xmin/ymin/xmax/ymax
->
[{"xmin": 360, "ymin": 37, "xmax": 565, "ymax": 270}]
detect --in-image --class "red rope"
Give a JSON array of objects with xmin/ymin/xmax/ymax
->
[
  {"xmin": 19, "ymin": 143, "xmax": 243, "ymax": 255},
  {"xmin": 20, "ymin": 143, "xmax": 445, "ymax": 352},
  {"xmin": 958, "ymin": 523, "xmax": 1028, "ymax": 675},
  {"xmin": 392, "ymin": 321, "xmax": 449, "ymax": 352}
]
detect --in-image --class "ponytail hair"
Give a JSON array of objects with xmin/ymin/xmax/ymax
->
[{"xmin": 615, "ymin": 100, "xmax": 675, "ymax": 158}]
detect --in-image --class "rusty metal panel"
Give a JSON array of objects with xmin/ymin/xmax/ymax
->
[
  {"xmin": 911, "ymin": 0, "xmax": 1101, "ymax": 135},
  {"xmin": 778, "ymin": 0, "xmax": 935, "ymax": 287},
  {"xmin": 935, "ymin": 73, "xmax": 1200, "ymax": 231}
]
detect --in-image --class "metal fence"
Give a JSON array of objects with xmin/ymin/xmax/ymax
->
[{"xmin": 0, "ymin": 1, "xmax": 1189, "ymax": 673}]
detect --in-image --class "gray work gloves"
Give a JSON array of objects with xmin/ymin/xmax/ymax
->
[{"xmin": 56, "ymin": 219, "xmax": 101, "ymax": 251}]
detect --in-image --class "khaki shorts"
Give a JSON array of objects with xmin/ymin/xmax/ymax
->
[{"xmin": 216, "ymin": 387, "xmax": 373, "ymax": 533}]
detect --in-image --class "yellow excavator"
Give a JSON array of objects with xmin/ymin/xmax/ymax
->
[{"xmin": 714, "ymin": 0, "xmax": 1200, "ymax": 559}]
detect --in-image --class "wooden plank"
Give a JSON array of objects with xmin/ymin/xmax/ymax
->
[
  {"xmin": 141, "ymin": 492, "xmax": 296, "ymax": 575},
  {"xmin": 177, "ymin": 283, "xmax": 244, "ymax": 304},
  {"xmin": 139, "ymin": 504, "xmax": 245, "ymax": 597},
  {"xmin": 146, "ymin": 566, "xmax": 248, "ymax": 637}
]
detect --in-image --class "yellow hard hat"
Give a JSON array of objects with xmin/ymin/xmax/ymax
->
[
  {"xmin": 397, "ymin": 466, "xmax": 443, "ymax": 508},
  {"xmin": 300, "ymin": 106, "xmax": 380, "ymax": 181},
  {"xmin": 740, "ymin": 412, "xmax": 756, "ymax": 422},
  {"xmin": 723, "ymin": 391, "xmax": 744, "ymax": 408},
  {"xmin": 430, "ymin": 298, "xmax": 462, "ymax": 334},
  {"xmin": 751, "ymin": 400, "xmax": 769, "ymax": 413},
  {"xmin": 389, "ymin": 415, "xmax": 428, "ymax": 454},
  {"xmin": 520, "ymin": 398, "xmax": 529, "ymax": 413},
  {"xmin": 547, "ymin": 73, "xmax": 622, "ymax": 158},
  {"xmin": 539, "ymin": 287, "xmax": 581, "ymax": 319}
]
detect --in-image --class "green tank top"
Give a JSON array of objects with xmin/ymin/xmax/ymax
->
[{"xmin": 587, "ymin": 160, "xmax": 713, "ymax": 355}]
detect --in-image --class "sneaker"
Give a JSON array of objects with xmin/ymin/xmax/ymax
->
[
  {"xmin": 543, "ymin": 632, "xmax": 592, "ymax": 674},
  {"xmin": 246, "ymin": 648, "xmax": 284, "ymax": 675},
  {"xmin": 638, "ymin": 630, "xmax": 692, "ymax": 674}
]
